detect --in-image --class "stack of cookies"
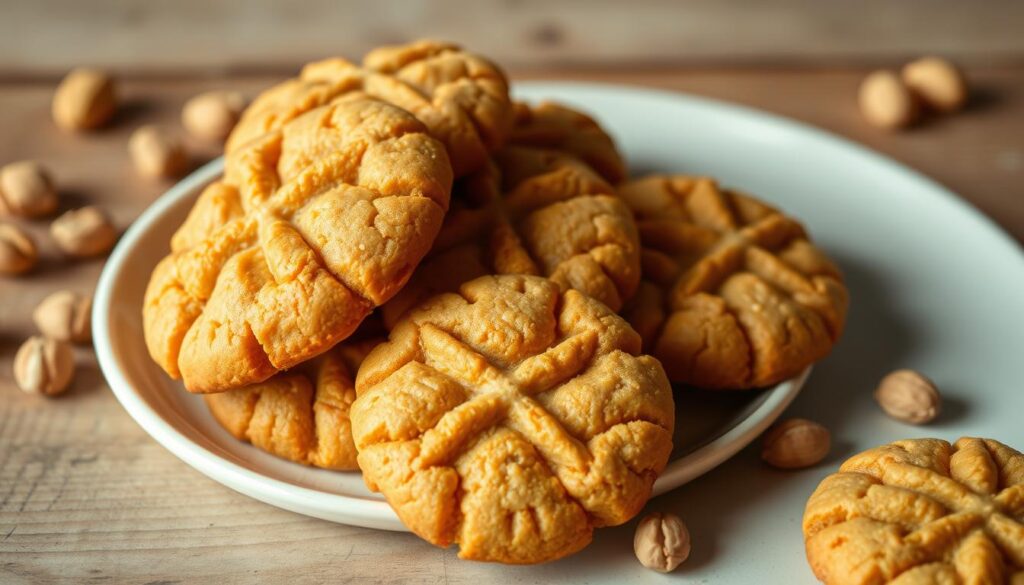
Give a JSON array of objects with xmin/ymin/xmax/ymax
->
[{"xmin": 142, "ymin": 40, "xmax": 849, "ymax": 564}]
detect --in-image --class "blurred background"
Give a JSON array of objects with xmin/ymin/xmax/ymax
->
[
  {"xmin": 3, "ymin": 0, "xmax": 1024, "ymax": 76},
  {"xmin": 3, "ymin": 0, "xmax": 1021, "ymax": 240},
  {"xmin": 1, "ymin": 4, "xmax": 1023, "ymax": 583}
]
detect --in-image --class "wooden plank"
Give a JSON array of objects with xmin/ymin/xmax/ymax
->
[
  {"xmin": 0, "ymin": 67, "xmax": 1022, "ymax": 582},
  {"xmin": 2, "ymin": 0, "xmax": 1024, "ymax": 76}
]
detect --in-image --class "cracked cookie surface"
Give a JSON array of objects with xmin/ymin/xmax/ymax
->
[
  {"xmin": 803, "ymin": 437, "xmax": 1024, "ymax": 584},
  {"xmin": 227, "ymin": 39, "xmax": 513, "ymax": 178},
  {"xmin": 380, "ymin": 101, "xmax": 638, "ymax": 328},
  {"xmin": 352, "ymin": 274, "xmax": 675, "ymax": 564},
  {"xmin": 143, "ymin": 96, "xmax": 452, "ymax": 392},
  {"xmin": 506, "ymin": 101, "xmax": 627, "ymax": 185},
  {"xmin": 204, "ymin": 338, "xmax": 379, "ymax": 470},
  {"xmin": 619, "ymin": 175, "xmax": 848, "ymax": 389}
]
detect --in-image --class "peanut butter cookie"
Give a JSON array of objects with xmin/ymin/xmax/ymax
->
[
  {"xmin": 803, "ymin": 437, "xmax": 1024, "ymax": 584},
  {"xmin": 352, "ymin": 274, "xmax": 675, "ymax": 564},
  {"xmin": 227, "ymin": 40, "xmax": 513, "ymax": 178},
  {"xmin": 619, "ymin": 175, "xmax": 848, "ymax": 389},
  {"xmin": 143, "ymin": 96, "xmax": 452, "ymax": 392},
  {"xmin": 205, "ymin": 337, "xmax": 379, "ymax": 470},
  {"xmin": 381, "ymin": 101, "xmax": 638, "ymax": 328},
  {"xmin": 508, "ymin": 101, "xmax": 627, "ymax": 185}
]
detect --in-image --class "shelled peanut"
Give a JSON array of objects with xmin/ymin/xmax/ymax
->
[
  {"xmin": 129, "ymin": 125, "xmax": 188, "ymax": 179},
  {"xmin": 859, "ymin": 56, "xmax": 969, "ymax": 130},
  {"xmin": 0, "ymin": 223, "xmax": 38, "ymax": 275},
  {"xmin": 0, "ymin": 161, "xmax": 58, "ymax": 218},
  {"xmin": 182, "ymin": 91, "xmax": 246, "ymax": 142},
  {"xmin": 51, "ymin": 206, "xmax": 117, "ymax": 257},
  {"xmin": 761, "ymin": 418, "xmax": 831, "ymax": 469},
  {"xmin": 14, "ymin": 336, "xmax": 76, "ymax": 396},
  {"xmin": 52, "ymin": 68, "xmax": 117, "ymax": 131}
]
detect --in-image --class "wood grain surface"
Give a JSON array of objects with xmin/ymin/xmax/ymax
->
[
  {"xmin": 3, "ymin": 0, "xmax": 1024, "ymax": 76},
  {"xmin": 0, "ymin": 67, "xmax": 1022, "ymax": 584}
]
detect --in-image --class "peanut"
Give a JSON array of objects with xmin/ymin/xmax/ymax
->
[
  {"xmin": 129, "ymin": 125, "xmax": 188, "ymax": 179},
  {"xmin": 50, "ymin": 206, "xmax": 116, "ymax": 258},
  {"xmin": 761, "ymin": 418, "xmax": 830, "ymax": 469},
  {"xmin": 52, "ymin": 68, "xmax": 117, "ymax": 131},
  {"xmin": 182, "ymin": 91, "xmax": 246, "ymax": 142},
  {"xmin": 0, "ymin": 223, "xmax": 38, "ymax": 275},
  {"xmin": 0, "ymin": 161, "xmax": 58, "ymax": 218},
  {"xmin": 874, "ymin": 369, "xmax": 941, "ymax": 424},
  {"xmin": 34, "ymin": 290, "xmax": 92, "ymax": 343},
  {"xmin": 634, "ymin": 512, "xmax": 690, "ymax": 573},
  {"xmin": 13, "ymin": 336, "xmax": 75, "ymax": 396},
  {"xmin": 858, "ymin": 70, "xmax": 918, "ymax": 130},
  {"xmin": 902, "ymin": 57, "xmax": 968, "ymax": 113}
]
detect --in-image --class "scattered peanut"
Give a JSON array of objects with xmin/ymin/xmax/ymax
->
[
  {"xmin": 13, "ymin": 336, "xmax": 75, "ymax": 396},
  {"xmin": 874, "ymin": 369, "xmax": 942, "ymax": 424},
  {"xmin": 634, "ymin": 512, "xmax": 691, "ymax": 573},
  {"xmin": 761, "ymin": 418, "xmax": 831, "ymax": 469},
  {"xmin": 0, "ymin": 223, "xmax": 38, "ymax": 275},
  {"xmin": 50, "ymin": 206, "xmax": 116, "ymax": 258},
  {"xmin": 182, "ymin": 91, "xmax": 246, "ymax": 142},
  {"xmin": 33, "ymin": 290, "xmax": 92, "ymax": 343},
  {"xmin": 129, "ymin": 125, "xmax": 188, "ymax": 179},
  {"xmin": 902, "ymin": 57, "xmax": 968, "ymax": 113},
  {"xmin": 52, "ymin": 67, "xmax": 117, "ymax": 131},
  {"xmin": 0, "ymin": 161, "xmax": 58, "ymax": 218},
  {"xmin": 858, "ymin": 70, "xmax": 918, "ymax": 130}
]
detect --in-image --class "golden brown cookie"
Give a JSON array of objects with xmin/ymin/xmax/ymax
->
[
  {"xmin": 380, "ymin": 101, "xmax": 638, "ymax": 328},
  {"xmin": 618, "ymin": 175, "xmax": 848, "ymax": 390},
  {"xmin": 508, "ymin": 101, "xmax": 627, "ymax": 185},
  {"xmin": 352, "ymin": 274, "xmax": 675, "ymax": 564},
  {"xmin": 227, "ymin": 40, "xmax": 513, "ymax": 178},
  {"xmin": 143, "ymin": 96, "xmax": 452, "ymax": 393},
  {"xmin": 205, "ymin": 336, "xmax": 380, "ymax": 470},
  {"xmin": 803, "ymin": 437, "xmax": 1024, "ymax": 584}
]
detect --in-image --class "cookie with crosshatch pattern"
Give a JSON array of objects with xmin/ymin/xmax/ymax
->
[
  {"xmin": 204, "ymin": 336, "xmax": 380, "ymax": 470},
  {"xmin": 226, "ymin": 39, "xmax": 513, "ymax": 179},
  {"xmin": 505, "ymin": 100, "xmax": 627, "ymax": 185},
  {"xmin": 803, "ymin": 437, "xmax": 1024, "ymax": 584},
  {"xmin": 143, "ymin": 95, "xmax": 452, "ymax": 393},
  {"xmin": 618, "ymin": 175, "xmax": 848, "ymax": 390},
  {"xmin": 380, "ymin": 100, "xmax": 638, "ymax": 328},
  {"xmin": 351, "ymin": 275, "xmax": 675, "ymax": 563}
]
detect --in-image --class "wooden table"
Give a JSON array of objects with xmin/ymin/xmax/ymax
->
[{"xmin": 1, "ymin": 67, "xmax": 1021, "ymax": 583}]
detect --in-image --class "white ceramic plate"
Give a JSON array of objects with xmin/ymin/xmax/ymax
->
[
  {"xmin": 95, "ymin": 81, "xmax": 1024, "ymax": 580},
  {"xmin": 93, "ymin": 159, "xmax": 809, "ymax": 531},
  {"xmin": 92, "ymin": 84, "xmax": 815, "ymax": 532}
]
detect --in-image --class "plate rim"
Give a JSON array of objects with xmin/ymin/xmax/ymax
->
[
  {"xmin": 93, "ymin": 153, "xmax": 806, "ymax": 530},
  {"xmin": 515, "ymin": 81, "xmax": 1023, "ymax": 259},
  {"xmin": 92, "ymin": 158, "xmax": 401, "ymax": 530},
  {"xmin": 96, "ymin": 78, "xmax": 1021, "ymax": 532},
  {"xmin": 652, "ymin": 367, "xmax": 808, "ymax": 496}
]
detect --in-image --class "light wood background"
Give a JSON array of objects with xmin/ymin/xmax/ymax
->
[
  {"xmin": 1, "ymin": 2, "xmax": 1023, "ymax": 582},
  {"xmin": 2, "ymin": 0, "xmax": 1024, "ymax": 76},
  {"xmin": 1, "ymin": 65, "xmax": 1022, "ymax": 583}
]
